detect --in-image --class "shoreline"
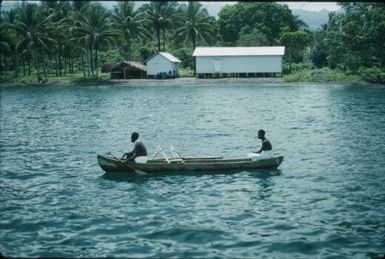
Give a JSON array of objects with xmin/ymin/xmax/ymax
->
[
  {"xmin": 1, "ymin": 77, "xmax": 285, "ymax": 88},
  {"xmin": 1, "ymin": 76, "xmax": 376, "ymax": 88}
]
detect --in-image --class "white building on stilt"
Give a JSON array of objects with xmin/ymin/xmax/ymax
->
[{"xmin": 192, "ymin": 46, "xmax": 285, "ymax": 78}]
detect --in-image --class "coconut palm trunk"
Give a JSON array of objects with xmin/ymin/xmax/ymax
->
[
  {"xmin": 162, "ymin": 26, "xmax": 166, "ymax": 51},
  {"xmin": 156, "ymin": 26, "xmax": 161, "ymax": 51},
  {"xmin": 173, "ymin": 2, "xmax": 215, "ymax": 76}
]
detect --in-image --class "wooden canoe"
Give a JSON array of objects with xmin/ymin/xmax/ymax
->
[{"xmin": 97, "ymin": 154, "xmax": 284, "ymax": 174}]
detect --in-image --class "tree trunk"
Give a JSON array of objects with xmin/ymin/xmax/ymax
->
[
  {"xmin": 58, "ymin": 41, "xmax": 62, "ymax": 77},
  {"xmin": 28, "ymin": 57, "xmax": 31, "ymax": 76},
  {"xmin": 35, "ymin": 57, "xmax": 41, "ymax": 82},
  {"xmin": 95, "ymin": 49, "xmax": 99, "ymax": 78},
  {"xmin": 124, "ymin": 44, "xmax": 129, "ymax": 61},
  {"xmin": 162, "ymin": 27, "xmax": 166, "ymax": 51},
  {"xmin": 43, "ymin": 58, "xmax": 47, "ymax": 78},
  {"xmin": 22, "ymin": 58, "xmax": 26, "ymax": 76},
  {"xmin": 81, "ymin": 54, "xmax": 86, "ymax": 77},
  {"xmin": 14, "ymin": 53, "xmax": 19, "ymax": 78},
  {"xmin": 86, "ymin": 49, "xmax": 90, "ymax": 76},
  {"xmin": 193, "ymin": 38, "xmax": 197, "ymax": 76},
  {"xmin": 64, "ymin": 56, "xmax": 67, "ymax": 77},
  {"xmin": 59, "ymin": 51, "xmax": 62, "ymax": 77},
  {"xmin": 289, "ymin": 53, "xmax": 292, "ymax": 72},
  {"xmin": 70, "ymin": 53, "xmax": 74, "ymax": 74},
  {"xmin": 128, "ymin": 38, "xmax": 132, "ymax": 61},
  {"xmin": 56, "ymin": 54, "xmax": 59, "ymax": 76},
  {"xmin": 90, "ymin": 48, "xmax": 94, "ymax": 76},
  {"xmin": 156, "ymin": 27, "xmax": 161, "ymax": 52}
]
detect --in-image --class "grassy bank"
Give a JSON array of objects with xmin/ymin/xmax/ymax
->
[
  {"xmin": 0, "ymin": 71, "xmax": 112, "ymax": 86},
  {"xmin": 284, "ymin": 68, "xmax": 363, "ymax": 83},
  {"xmin": 0, "ymin": 67, "xmax": 195, "ymax": 85},
  {"xmin": 179, "ymin": 68, "xmax": 194, "ymax": 78},
  {"xmin": 2, "ymin": 67, "xmax": 383, "ymax": 86}
]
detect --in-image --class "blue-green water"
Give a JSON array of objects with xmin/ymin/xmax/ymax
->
[{"xmin": 1, "ymin": 80, "xmax": 384, "ymax": 258}]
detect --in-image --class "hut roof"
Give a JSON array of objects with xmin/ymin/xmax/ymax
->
[
  {"xmin": 113, "ymin": 61, "xmax": 147, "ymax": 71},
  {"xmin": 158, "ymin": 52, "xmax": 181, "ymax": 63},
  {"xmin": 145, "ymin": 52, "xmax": 181, "ymax": 63},
  {"xmin": 112, "ymin": 61, "xmax": 146, "ymax": 71},
  {"xmin": 102, "ymin": 62, "xmax": 116, "ymax": 73}
]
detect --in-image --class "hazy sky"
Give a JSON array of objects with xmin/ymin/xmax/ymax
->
[
  {"xmin": 278, "ymin": 2, "xmax": 340, "ymax": 11},
  {"xmin": 200, "ymin": 2, "xmax": 340, "ymax": 11},
  {"xmin": 200, "ymin": 2, "xmax": 340, "ymax": 17},
  {"xmin": 2, "ymin": 1, "xmax": 341, "ymax": 15},
  {"xmin": 105, "ymin": 2, "xmax": 341, "ymax": 16}
]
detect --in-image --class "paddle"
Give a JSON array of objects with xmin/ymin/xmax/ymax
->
[
  {"xmin": 121, "ymin": 158, "xmax": 147, "ymax": 175},
  {"xmin": 109, "ymin": 153, "xmax": 147, "ymax": 175},
  {"xmin": 133, "ymin": 167, "xmax": 147, "ymax": 175}
]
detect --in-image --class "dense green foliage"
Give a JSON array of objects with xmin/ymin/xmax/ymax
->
[
  {"xmin": 217, "ymin": 2, "xmax": 302, "ymax": 46},
  {"xmin": 0, "ymin": 1, "xmax": 384, "ymax": 83},
  {"xmin": 279, "ymin": 31, "xmax": 310, "ymax": 71},
  {"xmin": 112, "ymin": 2, "xmax": 149, "ymax": 61},
  {"xmin": 314, "ymin": 2, "xmax": 385, "ymax": 83}
]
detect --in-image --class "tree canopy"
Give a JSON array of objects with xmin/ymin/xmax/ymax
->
[
  {"xmin": 0, "ymin": 1, "xmax": 384, "ymax": 83},
  {"xmin": 217, "ymin": 2, "xmax": 301, "ymax": 46}
]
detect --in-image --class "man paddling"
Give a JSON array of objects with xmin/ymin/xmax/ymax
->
[
  {"xmin": 248, "ymin": 129, "xmax": 273, "ymax": 160},
  {"xmin": 122, "ymin": 132, "xmax": 148, "ymax": 163}
]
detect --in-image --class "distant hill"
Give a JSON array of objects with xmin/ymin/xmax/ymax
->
[{"xmin": 291, "ymin": 9, "xmax": 330, "ymax": 30}]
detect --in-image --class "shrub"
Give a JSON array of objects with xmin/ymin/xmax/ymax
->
[
  {"xmin": 359, "ymin": 67, "xmax": 385, "ymax": 84},
  {"xmin": 283, "ymin": 62, "xmax": 312, "ymax": 74},
  {"xmin": 284, "ymin": 67, "xmax": 361, "ymax": 83}
]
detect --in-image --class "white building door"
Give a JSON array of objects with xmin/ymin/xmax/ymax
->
[
  {"xmin": 154, "ymin": 62, "xmax": 160, "ymax": 74},
  {"xmin": 214, "ymin": 59, "xmax": 222, "ymax": 73}
]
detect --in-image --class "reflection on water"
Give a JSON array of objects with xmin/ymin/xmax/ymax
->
[
  {"xmin": 1, "ymin": 82, "xmax": 384, "ymax": 258},
  {"xmin": 101, "ymin": 169, "xmax": 282, "ymax": 183}
]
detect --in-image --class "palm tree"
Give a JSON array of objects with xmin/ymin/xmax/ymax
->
[
  {"xmin": 12, "ymin": 3, "xmax": 56, "ymax": 81},
  {"xmin": 113, "ymin": 2, "xmax": 149, "ymax": 61},
  {"xmin": 71, "ymin": 3, "xmax": 118, "ymax": 77},
  {"xmin": 173, "ymin": 2, "xmax": 215, "ymax": 74},
  {"xmin": 59, "ymin": 8, "xmax": 85, "ymax": 76},
  {"xmin": 140, "ymin": 1, "xmax": 180, "ymax": 52},
  {"xmin": 72, "ymin": 0, "xmax": 90, "ymax": 12},
  {"xmin": 0, "ymin": 22, "xmax": 12, "ymax": 76},
  {"xmin": 47, "ymin": 1, "xmax": 73, "ymax": 77},
  {"xmin": 174, "ymin": 2, "xmax": 215, "ymax": 50}
]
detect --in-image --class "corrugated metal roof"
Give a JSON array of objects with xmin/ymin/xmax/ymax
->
[
  {"xmin": 159, "ymin": 52, "xmax": 182, "ymax": 63},
  {"xmin": 193, "ymin": 47, "xmax": 285, "ymax": 57}
]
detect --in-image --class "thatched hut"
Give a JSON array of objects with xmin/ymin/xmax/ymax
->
[
  {"xmin": 110, "ymin": 61, "xmax": 147, "ymax": 79},
  {"xmin": 101, "ymin": 62, "xmax": 116, "ymax": 73}
]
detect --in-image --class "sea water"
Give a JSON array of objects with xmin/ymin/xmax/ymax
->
[{"xmin": 1, "ymin": 80, "xmax": 384, "ymax": 257}]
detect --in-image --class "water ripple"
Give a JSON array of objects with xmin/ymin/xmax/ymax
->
[{"xmin": 1, "ymin": 82, "xmax": 385, "ymax": 257}]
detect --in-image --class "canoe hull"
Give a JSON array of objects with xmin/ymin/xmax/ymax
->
[{"xmin": 97, "ymin": 154, "xmax": 284, "ymax": 174}]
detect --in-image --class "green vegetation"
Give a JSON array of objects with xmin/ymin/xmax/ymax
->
[
  {"xmin": 0, "ymin": 1, "xmax": 384, "ymax": 84},
  {"xmin": 311, "ymin": 2, "xmax": 385, "ymax": 84},
  {"xmin": 284, "ymin": 68, "xmax": 362, "ymax": 83}
]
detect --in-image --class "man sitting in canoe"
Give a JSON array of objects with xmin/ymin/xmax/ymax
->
[
  {"xmin": 122, "ymin": 132, "xmax": 148, "ymax": 163},
  {"xmin": 248, "ymin": 129, "xmax": 273, "ymax": 160}
]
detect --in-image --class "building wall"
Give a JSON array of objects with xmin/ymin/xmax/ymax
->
[
  {"xmin": 147, "ymin": 54, "xmax": 179, "ymax": 76},
  {"xmin": 195, "ymin": 56, "xmax": 283, "ymax": 74}
]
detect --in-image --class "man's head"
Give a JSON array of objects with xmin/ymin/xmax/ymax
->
[
  {"xmin": 131, "ymin": 132, "xmax": 139, "ymax": 143},
  {"xmin": 258, "ymin": 129, "xmax": 265, "ymax": 139}
]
